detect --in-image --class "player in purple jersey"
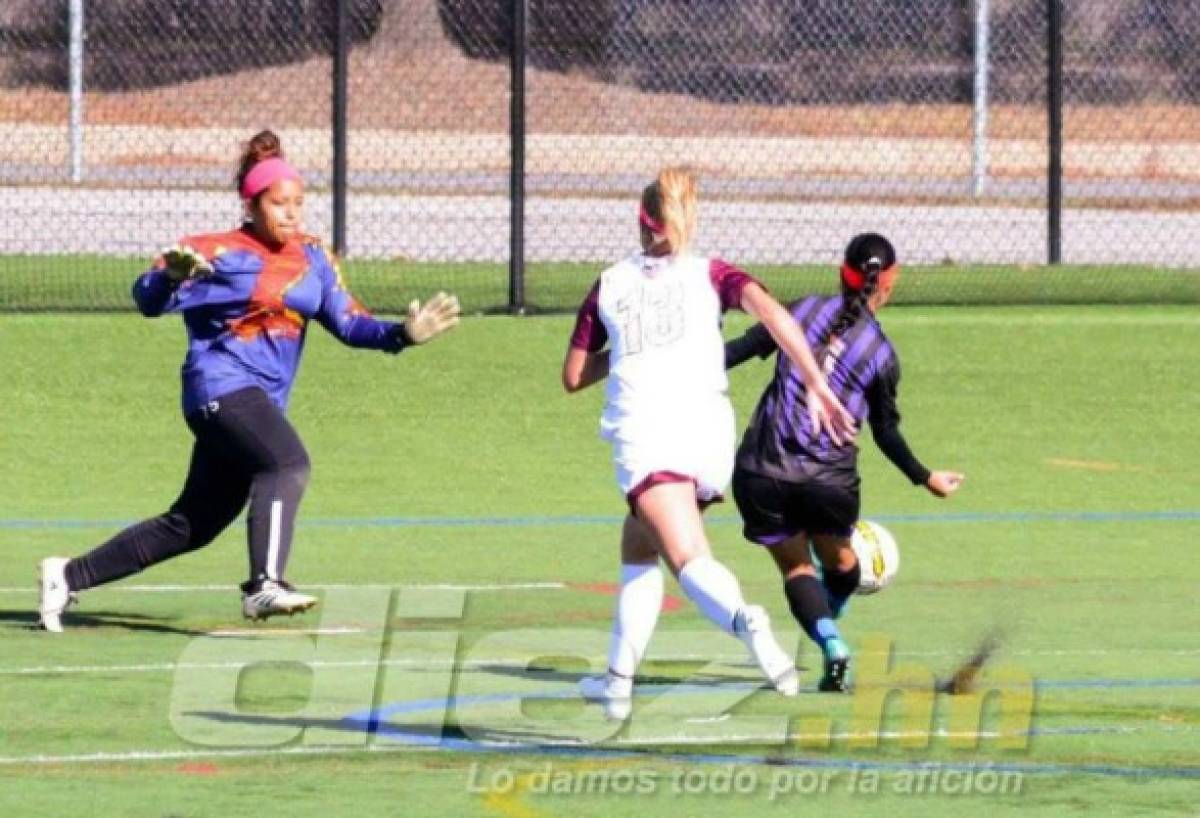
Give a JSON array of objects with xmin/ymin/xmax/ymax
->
[
  {"xmin": 563, "ymin": 167, "xmax": 856, "ymax": 718},
  {"xmin": 724, "ymin": 233, "xmax": 964, "ymax": 691},
  {"xmin": 37, "ymin": 130, "xmax": 461, "ymax": 632}
]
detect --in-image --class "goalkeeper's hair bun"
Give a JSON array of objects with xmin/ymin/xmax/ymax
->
[{"xmin": 236, "ymin": 130, "xmax": 285, "ymax": 194}]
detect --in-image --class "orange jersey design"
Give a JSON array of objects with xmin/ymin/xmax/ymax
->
[{"xmin": 200, "ymin": 230, "xmax": 309, "ymax": 342}]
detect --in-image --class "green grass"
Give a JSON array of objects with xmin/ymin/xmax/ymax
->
[
  {"xmin": 1, "ymin": 254, "xmax": 1198, "ymax": 313},
  {"xmin": 0, "ymin": 306, "xmax": 1198, "ymax": 817}
]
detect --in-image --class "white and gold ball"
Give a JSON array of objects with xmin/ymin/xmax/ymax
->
[{"xmin": 849, "ymin": 520, "xmax": 899, "ymax": 595}]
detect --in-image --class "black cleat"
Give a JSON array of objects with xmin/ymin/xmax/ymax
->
[{"xmin": 817, "ymin": 638, "xmax": 851, "ymax": 692}]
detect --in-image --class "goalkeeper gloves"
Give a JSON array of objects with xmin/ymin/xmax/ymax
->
[
  {"xmin": 160, "ymin": 244, "xmax": 213, "ymax": 283},
  {"xmin": 403, "ymin": 291, "xmax": 461, "ymax": 344}
]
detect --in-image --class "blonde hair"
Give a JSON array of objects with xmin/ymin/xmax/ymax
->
[{"xmin": 642, "ymin": 166, "xmax": 698, "ymax": 254}]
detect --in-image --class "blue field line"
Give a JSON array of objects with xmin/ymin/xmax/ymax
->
[
  {"xmin": 352, "ymin": 678, "xmax": 1200, "ymax": 725},
  {"xmin": 3, "ymin": 509, "xmax": 1200, "ymax": 531},
  {"xmin": 340, "ymin": 682, "xmax": 1200, "ymax": 781}
]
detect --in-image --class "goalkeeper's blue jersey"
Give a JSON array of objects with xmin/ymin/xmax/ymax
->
[{"xmin": 132, "ymin": 226, "xmax": 405, "ymax": 417}]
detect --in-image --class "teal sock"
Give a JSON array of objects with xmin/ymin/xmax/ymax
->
[{"xmin": 784, "ymin": 574, "xmax": 843, "ymax": 650}]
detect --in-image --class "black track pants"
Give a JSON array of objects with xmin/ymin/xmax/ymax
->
[{"xmin": 65, "ymin": 387, "xmax": 310, "ymax": 592}]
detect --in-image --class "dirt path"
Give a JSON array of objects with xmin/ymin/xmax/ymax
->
[{"xmin": 1, "ymin": 0, "xmax": 1197, "ymax": 144}]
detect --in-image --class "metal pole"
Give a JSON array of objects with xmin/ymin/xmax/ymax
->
[
  {"xmin": 1047, "ymin": 0, "xmax": 1063, "ymax": 264},
  {"xmin": 508, "ymin": 0, "xmax": 527, "ymax": 314},
  {"xmin": 332, "ymin": 0, "xmax": 349, "ymax": 256},
  {"xmin": 971, "ymin": 0, "xmax": 990, "ymax": 197},
  {"xmin": 68, "ymin": 0, "xmax": 84, "ymax": 183}
]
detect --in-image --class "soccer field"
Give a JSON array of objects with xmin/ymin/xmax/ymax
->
[{"xmin": 0, "ymin": 306, "xmax": 1197, "ymax": 817}]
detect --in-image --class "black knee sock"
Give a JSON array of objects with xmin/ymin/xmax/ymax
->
[
  {"xmin": 245, "ymin": 460, "xmax": 309, "ymax": 587},
  {"xmin": 784, "ymin": 574, "xmax": 842, "ymax": 650},
  {"xmin": 823, "ymin": 562, "xmax": 861, "ymax": 618},
  {"xmin": 65, "ymin": 512, "xmax": 192, "ymax": 592}
]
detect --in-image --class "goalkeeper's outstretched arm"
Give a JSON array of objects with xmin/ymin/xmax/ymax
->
[{"xmin": 313, "ymin": 245, "xmax": 460, "ymax": 352}]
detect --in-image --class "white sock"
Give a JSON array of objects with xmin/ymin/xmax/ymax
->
[
  {"xmin": 607, "ymin": 563, "xmax": 664, "ymax": 678},
  {"xmin": 678, "ymin": 555, "xmax": 746, "ymax": 635}
]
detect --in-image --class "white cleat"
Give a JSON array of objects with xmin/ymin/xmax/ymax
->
[
  {"xmin": 579, "ymin": 672, "xmax": 634, "ymax": 721},
  {"xmin": 38, "ymin": 557, "xmax": 76, "ymax": 633},
  {"xmin": 735, "ymin": 605, "xmax": 800, "ymax": 696},
  {"xmin": 241, "ymin": 580, "xmax": 318, "ymax": 622}
]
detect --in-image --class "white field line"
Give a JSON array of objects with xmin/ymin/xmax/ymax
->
[
  {"xmin": 0, "ymin": 725, "xmax": 1189, "ymax": 768},
  {"xmin": 0, "ymin": 582, "xmax": 564, "ymax": 594},
  {"xmin": 206, "ymin": 627, "xmax": 367, "ymax": 637},
  {"xmin": 5, "ymin": 649, "xmax": 1200, "ymax": 677},
  {"xmin": 0, "ymin": 656, "xmax": 744, "ymax": 676},
  {"xmin": 457, "ymin": 731, "xmax": 1033, "ymax": 748},
  {"xmin": 0, "ymin": 745, "xmax": 414, "ymax": 767},
  {"xmin": 602, "ymin": 727, "xmax": 1145, "ymax": 746}
]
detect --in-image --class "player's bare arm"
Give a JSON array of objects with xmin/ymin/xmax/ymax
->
[{"xmin": 561, "ymin": 345, "xmax": 609, "ymax": 393}]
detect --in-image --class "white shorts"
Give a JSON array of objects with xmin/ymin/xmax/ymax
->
[{"xmin": 606, "ymin": 398, "xmax": 735, "ymax": 506}]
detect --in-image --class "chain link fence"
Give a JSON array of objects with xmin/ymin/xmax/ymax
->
[{"xmin": 0, "ymin": 0, "xmax": 1197, "ymax": 312}]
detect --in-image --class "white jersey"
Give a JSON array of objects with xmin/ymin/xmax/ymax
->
[
  {"xmin": 597, "ymin": 252, "xmax": 729, "ymax": 440},
  {"xmin": 570, "ymin": 251, "xmax": 759, "ymax": 500}
]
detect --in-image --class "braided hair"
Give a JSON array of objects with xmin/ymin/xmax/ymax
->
[{"xmin": 819, "ymin": 232, "xmax": 897, "ymax": 362}]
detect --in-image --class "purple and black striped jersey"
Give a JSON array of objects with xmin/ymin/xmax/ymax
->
[{"xmin": 727, "ymin": 294, "xmax": 930, "ymax": 485}]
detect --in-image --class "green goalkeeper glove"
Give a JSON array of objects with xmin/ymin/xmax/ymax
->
[
  {"xmin": 403, "ymin": 291, "xmax": 461, "ymax": 344},
  {"xmin": 160, "ymin": 244, "xmax": 213, "ymax": 283}
]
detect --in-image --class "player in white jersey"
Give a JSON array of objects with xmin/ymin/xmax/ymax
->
[{"xmin": 562, "ymin": 167, "xmax": 856, "ymax": 719}]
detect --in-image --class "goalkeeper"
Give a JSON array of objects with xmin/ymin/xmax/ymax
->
[
  {"xmin": 37, "ymin": 129, "xmax": 460, "ymax": 631},
  {"xmin": 724, "ymin": 233, "xmax": 963, "ymax": 691}
]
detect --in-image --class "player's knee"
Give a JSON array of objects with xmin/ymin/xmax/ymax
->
[
  {"xmin": 134, "ymin": 512, "xmax": 199, "ymax": 562},
  {"xmin": 177, "ymin": 511, "xmax": 232, "ymax": 551},
  {"xmin": 833, "ymin": 546, "xmax": 858, "ymax": 572},
  {"xmin": 261, "ymin": 444, "xmax": 311, "ymax": 486},
  {"xmin": 275, "ymin": 465, "xmax": 310, "ymax": 498},
  {"xmin": 160, "ymin": 511, "xmax": 190, "ymax": 538},
  {"xmin": 277, "ymin": 453, "xmax": 311, "ymax": 494},
  {"xmin": 813, "ymin": 538, "xmax": 857, "ymax": 572}
]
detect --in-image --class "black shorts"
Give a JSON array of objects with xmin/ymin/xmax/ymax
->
[{"xmin": 731, "ymin": 467, "xmax": 860, "ymax": 545}]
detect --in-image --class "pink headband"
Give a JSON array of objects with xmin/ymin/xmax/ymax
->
[
  {"xmin": 240, "ymin": 157, "xmax": 301, "ymax": 200},
  {"xmin": 638, "ymin": 204, "xmax": 665, "ymax": 235}
]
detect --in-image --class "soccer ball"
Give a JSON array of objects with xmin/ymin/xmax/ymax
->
[{"xmin": 849, "ymin": 520, "xmax": 899, "ymax": 595}]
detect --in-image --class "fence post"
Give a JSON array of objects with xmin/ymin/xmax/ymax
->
[
  {"xmin": 508, "ymin": 0, "xmax": 527, "ymax": 314},
  {"xmin": 68, "ymin": 0, "xmax": 85, "ymax": 183},
  {"xmin": 1047, "ymin": 0, "xmax": 1063, "ymax": 264},
  {"xmin": 971, "ymin": 0, "xmax": 990, "ymax": 197},
  {"xmin": 332, "ymin": 0, "xmax": 349, "ymax": 256}
]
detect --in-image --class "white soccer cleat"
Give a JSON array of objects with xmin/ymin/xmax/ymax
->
[
  {"xmin": 241, "ymin": 580, "xmax": 318, "ymax": 621},
  {"xmin": 734, "ymin": 605, "xmax": 800, "ymax": 696},
  {"xmin": 579, "ymin": 672, "xmax": 634, "ymax": 721},
  {"xmin": 38, "ymin": 557, "xmax": 76, "ymax": 633}
]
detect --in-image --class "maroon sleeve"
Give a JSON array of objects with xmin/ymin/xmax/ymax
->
[
  {"xmin": 569, "ymin": 279, "xmax": 608, "ymax": 352},
  {"xmin": 709, "ymin": 258, "xmax": 764, "ymax": 312}
]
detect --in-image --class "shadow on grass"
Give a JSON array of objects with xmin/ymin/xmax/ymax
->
[
  {"xmin": 475, "ymin": 661, "xmax": 731, "ymax": 687},
  {"xmin": 0, "ymin": 608, "xmax": 207, "ymax": 637},
  {"xmin": 185, "ymin": 710, "xmax": 497, "ymax": 746}
]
